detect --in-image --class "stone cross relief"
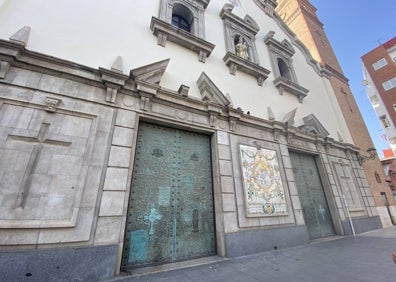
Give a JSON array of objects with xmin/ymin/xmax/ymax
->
[
  {"xmin": 143, "ymin": 207, "xmax": 162, "ymax": 236},
  {"xmin": 6, "ymin": 122, "xmax": 72, "ymax": 209},
  {"xmin": 335, "ymin": 162, "xmax": 358, "ymax": 207}
]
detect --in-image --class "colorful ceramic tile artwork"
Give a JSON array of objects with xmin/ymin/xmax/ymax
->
[{"xmin": 239, "ymin": 144, "xmax": 287, "ymax": 216}]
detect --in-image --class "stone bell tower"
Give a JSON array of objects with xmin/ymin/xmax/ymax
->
[{"xmin": 275, "ymin": 0, "xmax": 396, "ymax": 226}]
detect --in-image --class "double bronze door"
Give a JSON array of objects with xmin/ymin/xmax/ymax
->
[
  {"xmin": 289, "ymin": 152, "xmax": 335, "ymax": 239},
  {"xmin": 122, "ymin": 123, "xmax": 216, "ymax": 268}
]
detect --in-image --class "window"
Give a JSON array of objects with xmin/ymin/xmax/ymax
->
[
  {"xmin": 171, "ymin": 15, "xmax": 190, "ymax": 32},
  {"xmin": 277, "ymin": 58, "xmax": 292, "ymax": 80},
  {"xmin": 372, "ymin": 58, "xmax": 388, "ymax": 70},
  {"xmin": 220, "ymin": 4, "xmax": 270, "ymax": 86},
  {"xmin": 264, "ymin": 31, "xmax": 309, "ymax": 103},
  {"xmin": 150, "ymin": 0, "xmax": 214, "ymax": 62},
  {"xmin": 375, "ymin": 172, "xmax": 382, "ymax": 183},
  {"xmin": 382, "ymin": 77, "xmax": 396, "ymax": 91},
  {"xmin": 171, "ymin": 3, "xmax": 194, "ymax": 33},
  {"xmin": 380, "ymin": 115, "xmax": 390, "ymax": 128}
]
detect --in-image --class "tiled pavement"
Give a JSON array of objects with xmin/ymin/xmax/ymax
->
[{"xmin": 112, "ymin": 226, "xmax": 396, "ymax": 282}]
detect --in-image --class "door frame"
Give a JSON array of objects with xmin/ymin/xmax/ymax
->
[
  {"xmin": 289, "ymin": 149, "xmax": 343, "ymax": 237},
  {"xmin": 118, "ymin": 117, "xmax": 225, "ymax": 271}
]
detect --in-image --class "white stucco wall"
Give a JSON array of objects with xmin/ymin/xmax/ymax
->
[{"xmin": 0, "ymin": 0, "xmax": 353, "ymax": 142}]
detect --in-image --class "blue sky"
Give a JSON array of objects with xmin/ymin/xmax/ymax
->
[{"xmin": 310, "ymin": 0, "xmax": 395, "ymax": 158}]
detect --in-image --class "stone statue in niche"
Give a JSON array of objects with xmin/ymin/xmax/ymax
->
[{"xmin": 235, "ymin": 37, "xmax": 249, "ymax": 60}]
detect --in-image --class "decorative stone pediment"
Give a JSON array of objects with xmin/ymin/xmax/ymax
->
[
  {"xmin": 298, "ymin": 114, "xmax": 330, "ymax": 137},
  {"xmin": 253, "ymin": 0, "xmax": 277, "ymax": 17},
  {"xmin": 189, "ymin": 0, "xmax": 210, "ymax": 9},
  {"xmin": 130, "ymin": 58, "xmax": 170, "ymax": 84},
  {"xmin": 197, "ymin": 72, "xmax": 241, "ymax": 130},
  {"xmin": 264, "ymin": 31, "xmax": 295, "ymax": 57},
  {"xmin": 130, "ymin": 59, "xmax": 170, "ymax": 111},
  {"xmin": 197, "ymin": 72, "xmax": 231, "ymax": 107},
  {"xmin": 281, "ymin": 39, "xmax": 295, "ymax": 54},
  {"xmin": 244, "ymin": 15, "xmax": 260, "ymax": 31},
  {"xmin": 220, "ymin": 6, "xmax": 260, "ymax": 36}
]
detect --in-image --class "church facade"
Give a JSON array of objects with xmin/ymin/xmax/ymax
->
[
  {"xmin": 0, "ymin": 0, "xmax": 381, "ymax": 280},
  {"xmin": 276, "ymin": 0, "xmax": 396, "ymax": 228}
]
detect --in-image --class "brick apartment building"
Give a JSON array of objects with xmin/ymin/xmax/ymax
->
[{"xmin": 362, "ymin": 37, "xmax": 396, "ymax": 154}]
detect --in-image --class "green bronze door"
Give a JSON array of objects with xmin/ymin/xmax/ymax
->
[
  {"xmin": 122, "ymin": 123, "xmax": 216, "ymax": 268},
  {"xmin": 289, "ymin": 152, "xmax": 335, "ymax": 239}
]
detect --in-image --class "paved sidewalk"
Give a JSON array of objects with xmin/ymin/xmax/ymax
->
[{"xmin": 112, "ymin": 226, "xmax": 396, "ymax": 282}]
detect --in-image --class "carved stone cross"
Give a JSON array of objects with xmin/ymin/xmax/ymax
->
[
  {"xmin": 337, "ymin": 162, "xmax": 357, "ymax": 206},
  {"xmin": 7, "ymin": 123, "xmax": 72, "ymax": 208},
  {"xmin": 143, "ymin": 207, "xmax": 162, "ymax": 236}
]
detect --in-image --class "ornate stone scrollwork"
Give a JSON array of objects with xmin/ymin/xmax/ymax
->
[
  {"xmin": 315, "ymin": 140, "xmax": 325, "ymax": 153},
  {"xmin": 324, "ymin": 138, "xmax": 332, "ymax": 153},
  {"xmin": 105, "ymin": 84, "xmax": 120, "ymax": 104},
  {"xmin": 140, "ymin": 96, "xmax": 151, "ymax": 112},
  {"xmin": 253, "ymin": 0, "xmax": 277, "ymax": 17},
  {"xmin": 273, "ymin": 128, "xmax": 281, "ymax": 142},
  {"xmin": 209, "ymin": 113, "xmax": 217, "ymax": 127},
  {"xmin": 286, "ymin": 132, "xmax": 294, "ymax": 144},
  {"xmin": 229, "ymin": 118, "xmax": 237, "ymax": 131},
  {"xmin": 45, "ymin": 97, "xmax": 61, "ymax": 113},
  {"xmin": 253, "ymin": 140, "xmax": 266, "ymax": 150}
]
